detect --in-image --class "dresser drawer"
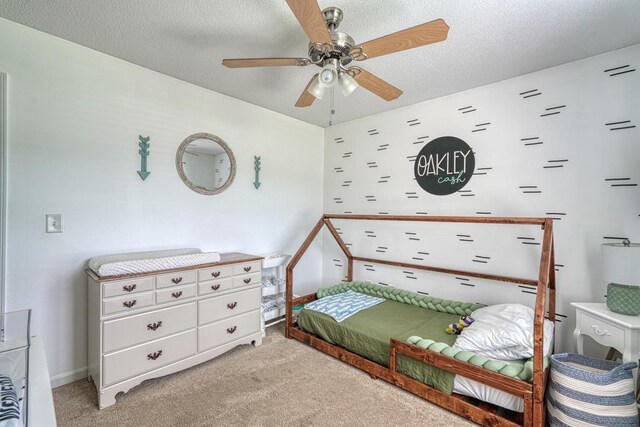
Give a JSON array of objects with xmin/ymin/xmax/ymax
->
[
  {"xmin": 156, "ymin": 270, "xmax": 196, "ymax": 289},
  {"xmin": 103, "ymin": 291, "xmax": 154, "ymax": 316},
  {"xmin": 232, "ymin": 260, "xmax": 261, "ymax": 276},
  {"xmin": 198, "ymin": 310, "xmax": 260, "ymax": 352},
  {"xmin": 156, "ymin": 284, "xmax": 196, "ymax": 304},
  {"xmin": 198, "ymin": 265, "xmax": 232, "ymax": 281},
  {"xmin": 103, "ymin": 303, "xmax": 196, "ymax": 353},
  {"xmin": 578, "ymin": 312, "xmax": 625, "ymax": 349},
  {"xmin": 103, "ymin": 277, "xmax": 154, "ymax": 298},
  {"xmin": 232, "ymin": 272, "xmax": 261, "ymax": 288},
  {"xmin": 198, "ymin": 287, "xmax": 261, "ymax": 325},
  {"xmin": 198, "ymin": 278, "xmax": 233, "ymax": 296},
  {"xmin": 102, "ymin": 329, "xmax": 197, "ymax": 386}
]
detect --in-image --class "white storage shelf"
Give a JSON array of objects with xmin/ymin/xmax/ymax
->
[{"xmin": 261, "ymin": 254, "xmax": 290, "ymax": 328}]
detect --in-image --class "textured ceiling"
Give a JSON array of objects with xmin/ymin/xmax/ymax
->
[{"xmin": 2, "ymin": 0, "xmax": 640, "ymax": 127}]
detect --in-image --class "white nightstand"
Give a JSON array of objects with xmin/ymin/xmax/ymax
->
[{"xmin": 571, "ymin": 302, "xmax": 640, "ymax": 392}]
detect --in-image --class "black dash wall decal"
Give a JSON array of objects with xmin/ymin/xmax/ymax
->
[
  {"xmin": 476, "ymin": 211, "xmax": 492, "ymax": 215},
  {"xmin": 555, "ymin": 263, "xmax": 565, "ymax": 272},
  {"xmin": 540, "ymin": 105, "xmax": 566, "ymax": 117},
  {"xmin": 377, "ymin": 144, "xmax": 389, "ymax": 151},
  {"xmin": 544, "ymin": 159, "xmax": 568, "ymax": 169},
  {"xmin": 407, "ymin": 155, "xmax": 417, "ymax": 162},
  {"xmin": 518, "ymin": 236, "xmax": 540, "ymax": 246},
  {"xmin": 364, "ymin": 264, "xmax": 376, "ymax": 272},
  {"xmin": 521, "ymin": 290, "xmax": 537, "ymax": 295},
  {"xmin": 416, "ymin": 211, "xmax": 429, "ymax": 215},
  {"xmin": 472, "ymin": 255, "xmax": 491, "ymax": 264},
  {"xmin": 365, "ymin": 231, "xmax": 376, "ymax": 238},
  {"xmin": 519, "ymin": 185, "xmax": 541, "ymax": 194},
  {"xmin": 365, "ymin": 195, "xmax": 377, "ymax": 202},
  {"xmin": 417, "ymin": 290, "xmax": 430, "ymax": 295},
  {"xmin": 473, "ymin": 167, "xmax": 492, "ymax": 176},
  {"xmin": 413, "ymin": 136, "xmax": 430, "ymax": 144},
  {"xmin": 333, "ymin": 197, "xmax": 343, "ymax": 204},
  {"xmin": 406, "ymin": 192, "xmax": 419, "ymax": 199},
  {"xmin": 407, "ymin": 119, "xmax": 421, "ymax": 126},
  {"xmin": 459, "ymin": 105, "xmax": 476, "ymax": 114},
  {"xmin": 378, "ymin": 212, "xmax": 389, "ymax": 215},
  {"xmin": 343, "ymin": 211, "xmax": 353, "ymax": 214},
  {"xmin": 367, "ymin": 162, "xmax": 378, "ymax": 168},
  {"xmin": 604, "ymin": 65, "xmax": 636, "ymax": 77},
  {"xmin": 334, "ymin": 137, "xmax": 344, "ymax": 144},
  {"xmin": 405, "ymin": 232, "xmax": 420, "ymax": 241},
  {"xmin": 368, "ymin": 129, "xmax": 379, "ymax": 136},
  {"xmin": 546, "ymin": 212, "xmax": 566, "ymax": 220},
  {"xmin": 605, "ymin": 177, "xmax": 638, "ymax": 187},
  {"xmin": 342, "ymin": 152, "xmax": 352, "ymax": 158},
  {"xmin": 458, "ymin": 189, "xmax": 475, "ymax": 197},
  {"xmin": 521, "ymin": 137, "xmax": 543, "ymax": 146},
  {"xmin": 379, "ymin": 282, "xmax": 390, "ymax": 287},
  {"xmin": 460, "ymin": 281, "xmax": 476, "ymax": 287},
  {"xmin": 334, "ymin": 167, "xmax": 343, "ymax": 173},
  {"xmin": 378, "ymin": 175, "xmax": 390, "ymax": 183},
  {"xmin": 472, "ymin": 122, "xmax": 491, "ymax": 132},
  {"xmin": 376, "ymin": 246, "xmax": 387, "ymax": 253},
  {"xmin": 456, "ymin": 277, "xmax": 469, "ymax": 282},
  {"xmin": 457, "ymin": 234, "xmax": 474, "ymax": 242},
  {"xmin": 605, "ymin": 120, "xmax": 636, "ymax": 131},
  {"xmin": 520, "ymin": 89, "xmax": 541, "ymax": 98},
  {"xmin": 341, "ymin": 180, "xmax": 352, "ymax": 187},
  {"xmin": 603, "ymin": 236, "xmax": 630, "ymax": 241}
]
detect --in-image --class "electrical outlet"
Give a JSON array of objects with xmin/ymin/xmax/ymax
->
[{"xmin": 46, "ymin": 214, "xmax": 63, "ymax": 233}]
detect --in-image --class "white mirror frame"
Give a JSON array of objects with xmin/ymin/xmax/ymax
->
[{"xmin": 175, "ymin": 132, "xmax": 236, "ymax": 195}]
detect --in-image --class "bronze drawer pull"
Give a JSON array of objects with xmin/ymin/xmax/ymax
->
[
  {"xmin": 211, "ymin": 284, "xmax": 221, "ymax": 291},
  {"xmin": 244, "ymin": 278, "xmax": 252, "ymax": 284},
  {"xmin": 226, "ymin": 326, "xmax": 237, "ymax": 334},
  {"xmin": 122, "ymin": 284, "xmax": 136, "ymax": 292},
  {"xmin": 147, "ymin": 321, "xmax": 162, "ymax": 331},
  {"xmin": 171, "ymin": 291, "xmax": 183, "ymax": 299},
  {"xmin": 227, "ymin": 302, "xmax": 237, "ymax": 310},
  {"xmin": 147, "ymin": 350, "xmax": 163, "ymax": 361},
  {"xmin": 171, "ymin": 277, "xmax": 183, "ymax": 284},
  {"xmin": 123, "ymin": 300, "xmax": 137, "ymax": 308},
  {"xmin": 244, "ymin": 266, "xmax": 252, "ymax": 272},
  {"xmin": 211, "ymin": 271, "xmax": 221, "ymax": 278}
]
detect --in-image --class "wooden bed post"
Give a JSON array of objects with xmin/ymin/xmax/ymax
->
[
  {"xmin": 286, "ymin": 216, "xmax": 326, "ymax": 339},
  {"xmin": 532, "ymin": 218, "xmax": 553, "ymax": 427}
]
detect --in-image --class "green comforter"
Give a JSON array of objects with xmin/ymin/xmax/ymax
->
[{"xmin": 298, "ymin": 298, "xmax": 460, "ymax": 394}]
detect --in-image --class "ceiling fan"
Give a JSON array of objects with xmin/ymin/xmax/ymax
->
[{"xmin": 222, "ymin": 0, "xmax": 449, "ymax": 108}]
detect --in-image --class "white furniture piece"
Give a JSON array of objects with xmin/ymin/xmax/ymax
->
[
  {"xmin": 572, "ymin": 302, "xmax": 640, "ymax": 391},
  {"xmin": 29, "ymin": 336, "xmax": 57, "ymax": 426},
  {"xmin": 87, "ymin": 252, "xmax": 263, "ymax": 409},
  {"xmin": 261, "ymin": 254, "xmax": 290, "ymax": 326}
]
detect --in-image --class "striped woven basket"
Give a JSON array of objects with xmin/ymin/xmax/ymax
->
[{"xmin": 547, "ymin": 353, "xmax": 638, "ymax": 426}]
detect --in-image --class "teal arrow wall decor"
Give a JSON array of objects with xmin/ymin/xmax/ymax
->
[
  {"xmin": 137, "ymin": 135, "xmax": 150, "ymax": 180},
  {"xmin": 254, "ymin": 156, "xmax": 261, "ymax": 189}
]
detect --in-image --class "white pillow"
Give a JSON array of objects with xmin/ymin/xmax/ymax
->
[{"xmin": 454, "ymin": 303, "xmax": 554, "ymax": 360}]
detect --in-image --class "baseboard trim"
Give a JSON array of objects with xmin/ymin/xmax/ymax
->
[{"xmin": 50, "ymin": 367, "xmax": 87, "ymax": 388}]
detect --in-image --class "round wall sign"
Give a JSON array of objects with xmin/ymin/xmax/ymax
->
[{"xmin": 414, "ymin": 136, "xmax": 475, "ymax": 196}]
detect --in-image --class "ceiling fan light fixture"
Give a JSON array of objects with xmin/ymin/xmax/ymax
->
[
  {"xmin": 319, "ymin": 60, "xmax": 339, "ymax": 87},
  {"xmin": 307, "ymin": 75, "xmax": 326, "ymax": 100},
  {"xmin": 338, "ymin": 71, "xmax": 358, "ymax": 97}
]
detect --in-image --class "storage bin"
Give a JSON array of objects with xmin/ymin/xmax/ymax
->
[{"xmin": 547, "ymin": 352, "xmax": 638, "ymax": 426}]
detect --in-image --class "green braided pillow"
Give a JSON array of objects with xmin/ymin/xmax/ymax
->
[
  {"xmin": 406, "ymin": 336, "xmax": 550, "ymax": 383},
  {"xmin": 316, "ymin": 281, "xmax": 485, "ymax": 316}
]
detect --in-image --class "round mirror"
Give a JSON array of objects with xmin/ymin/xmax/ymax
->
[{"xmin": 176, "ymin": 133, "xmax": 236, "ymax": 195}]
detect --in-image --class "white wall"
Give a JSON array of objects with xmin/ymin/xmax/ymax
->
[
  {"xmin": 0, "ymin": 18, "xmax": 324, "ymax": 386},
  {"xmin": 323, "ymin": 45, "xmax": 640, "ymax": 354}
]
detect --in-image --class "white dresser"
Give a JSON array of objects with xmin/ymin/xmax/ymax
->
[{"xmin": 86, "ymin": 252, "xmax": 263, "ymax": 408}]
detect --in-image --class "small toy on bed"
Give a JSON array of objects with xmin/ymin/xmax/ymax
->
[{"xmin": 446, "ymin": 315, "xmax": 474, "ymax": 335}]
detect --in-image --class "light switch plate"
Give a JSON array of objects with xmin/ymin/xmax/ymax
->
[{"xmin": 46, "ymin": 214, "xmax": 63, "ymax": 233}]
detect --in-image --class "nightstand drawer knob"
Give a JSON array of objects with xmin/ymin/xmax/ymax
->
[{"xmin": 591, "ymin": 325, "xmax": 611, "ymax": 336}]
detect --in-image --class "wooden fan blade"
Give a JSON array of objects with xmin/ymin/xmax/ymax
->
[
  {"xmin": 351, "ymin": 68, "xmax": 402, "ymax": 101},
  {"xmin": 222, "ymin": 58, "xmax": 310, "ymax": 68},
  {"xmin": 295, "ymin": 74, "xmax": 318, "ymax": 108},
  {"xmin": 354, "ymin": 19, "xmax": 449, "ymax": 60},
  {"xmin": 285, "ymin": 0, "xmax": 332, "ymax": 45}
]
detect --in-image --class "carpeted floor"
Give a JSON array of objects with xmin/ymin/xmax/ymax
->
[{"xmin": 53, "ymin": 324, "xmax": 474, "ymax": 426}]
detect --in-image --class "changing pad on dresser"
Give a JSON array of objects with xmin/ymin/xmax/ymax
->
[{"xmin": 88, "ymin": 248, "xmax": 221, "ymax": 277}]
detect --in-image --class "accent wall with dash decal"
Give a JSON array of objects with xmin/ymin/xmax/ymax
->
[{"xmin": 322, "ymin": 44, "xmax": 640, "ymax": 354}]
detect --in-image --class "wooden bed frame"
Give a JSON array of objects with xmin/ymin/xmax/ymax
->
[{"xmin": 285, "ymin": 214, "xmax": 556, "ymax": 427}]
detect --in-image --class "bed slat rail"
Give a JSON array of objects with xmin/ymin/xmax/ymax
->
[{"xmin": 285, "ymin": 214, "xmax": 556, "ymax": 427}]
